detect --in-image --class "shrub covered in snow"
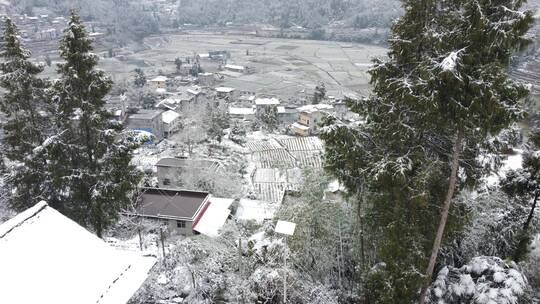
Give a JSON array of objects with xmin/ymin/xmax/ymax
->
[{"xmin": 427, "ymin": 256, "xmax": 530, "ymax": 304}]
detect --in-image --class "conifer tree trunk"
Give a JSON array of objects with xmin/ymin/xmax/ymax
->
[
  {"xmin": 523, "ymin": 193, "xmax": 539, "ymax": 232},
  {"xmin": 513, "ymin": 193, "xmax": 539, "ymax": 262},
  {"xmin": 419, "ymin": 131, "xmax": 463, "ymax": 304}
]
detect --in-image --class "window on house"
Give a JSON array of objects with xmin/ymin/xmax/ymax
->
[
  {"xmin": 177, "ymin": 220, "xmax": 186, "ymax": 228},
  {"xmin": 163, "ymin": 178, "xmax": 171, "ymax": 186}
]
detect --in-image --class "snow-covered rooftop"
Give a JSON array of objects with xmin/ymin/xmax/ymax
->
[
  {"xmin": 236, "ymin": 199, "xmax": 277, "ymax": 223},
  {"xmin": 224, "ymin": 64, "xmax": 246, "ymax": 71},
  {"xmin": 150, "ymin": 75, "xmax": 168, "ymax": 82},
  {"xmin": 193, "ymin": 197, "xmax": 234, "ymax": 237},
  {"xmin": 215, "ymin": 87, "xmax": 236, "ymax": 93},
  {"xmin": 229, "ymin": 107, "xmax": 255, "ymax": 115},
  {"xmin": 297, "ymin": 103, "xmax": 334, "ymax": 113},
  {"xmin": 292, "ymin": 122, "xmax": 310, "ymax": 131},
  {"xmin": 255, "ymin": 97, "xmax": 280, "ymax": 105},
  {"xmin": 0, "ymin": 202, "xmax": 156, "ymax": 304},
  {"xmin": 162, "ymin": 110, "xmax": 181, "ymax": 124}
]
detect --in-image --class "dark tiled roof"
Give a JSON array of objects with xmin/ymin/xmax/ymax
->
[{"xmin": 137, "ymin": 188, "xmax": 209, "ymax": 220}]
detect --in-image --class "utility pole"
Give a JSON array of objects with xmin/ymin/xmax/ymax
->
[
  {"xmin": 238, "ymin": 237, "xmax": 243, "ymax": 276},
  {"xmin": 138, "ymin": 227, "xmax": 143, "ymax": 251},
  {"xmin": 275, "ymin": 220, "xmax": 296, "ymax": 304},
  {"xmin": 284, "ymin": 235, "xmax": 288, "ymax": 304},
  {"xmin": 338, "ymin": 220, "xmax": 344, "ymax": 289},
  {"xmin": 160, "ymin": 228, "xmax": 166, "ymax": 258}
]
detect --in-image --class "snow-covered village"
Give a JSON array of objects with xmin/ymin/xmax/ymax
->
[{"xmin": 0, "ymin": 0, "xmax": 539, "ymax": 303}]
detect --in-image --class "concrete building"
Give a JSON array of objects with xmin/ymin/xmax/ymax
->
[
  {"xmin": 291, "ymin": 104, "xmax": 333, "ymax": 136},
  {"xmin": 215, "ymin": 87, "xmax": 237, "ymax": 100},
  {"xmin": 135, "ymin": 188, "xmax": 210, "ymax": 236},
  {"xmin": 254, "ymin": 97, "xmax": 280, "ymax": 116},
  {"xmin": 291, "ymin": 122, "xmax": 311, "ymax": 136},
  {"xmin": 198, "ymin": 72, "xmax": 215, "ymax": 86},
  {"xmin": 127, "ymin": 109, "xmax": 164, "ymax": 140},
  {"xmin": 223, "ymin": 64, "xmax": 249, "ymax": 74},
  {"xmin": 162, "ymin": 110, "xmax": 181, "ymax": 138},
  {"xmin": 149, "ymin": 76, "xmax": 168, "ymax": 90},
  {"xmin": 229, "ymin": 106, "xmax": 256, "ymax": 121},
  {"xmin": 277, "ymin": 106, "xmax": 298, "ymax": 125},
  {"xmin": 134, "ymin": 188, "xmax": 233, "ymax": 237}
]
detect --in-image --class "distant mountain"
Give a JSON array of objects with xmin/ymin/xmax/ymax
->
[
  {"xmin": 176, "ymin": 0, "xmax": 401, "ymax": 30},
  {"xmin": 5, "ymin": 0, "xmax": 159, "ymax": 43}
]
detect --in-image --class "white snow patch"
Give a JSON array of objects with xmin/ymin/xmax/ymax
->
[
  {"xmin": 162, "ymin": 110, "xmax": 181, "ymax": 124},
  {"xmin": 485, "ymin": 150, "xmax": 523, "ymax": 186},
  {"xmin": 440, "ymin": 51, "xmax": 460, "ymax": 71},
  {"xmin": 236, "ymin": 199, "xmax": 277, "ymax": 223}
]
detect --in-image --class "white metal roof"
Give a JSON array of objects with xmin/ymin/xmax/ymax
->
[
  {"xmin": 0, "ymin": 202, "xmax": 156, "ymax": 304},
  {"xmin": 255, "ymin": 97, "xmax": 280, "ymax": 105},
  {"xmin": 193, "ymin": 197, "xmax": 234, "ymax": 237},
  {"xmin": 229, "ymin": 107, "xmax": 255, "ymax": 115},
  {"xmin": 216, "ymin": 87, "xmax": 236, "ymax": 93}
]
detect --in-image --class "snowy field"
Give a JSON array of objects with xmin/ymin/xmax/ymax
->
[
  {"xmin": 37, "ymin": 33, "xmax": 386, "ymax": 97},
  {"xmin": 137, "ymin": 34, "xmax": 386, "ymax": 97}
]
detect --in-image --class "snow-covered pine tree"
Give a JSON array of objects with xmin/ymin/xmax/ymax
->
[
  {"xmin": 427, "ymin": 256, "xmax": 530, "ymax": 304},
  {"xmin": 259, "ymin": 105, "xmax": 279, "ymax": 131},
  {"xmin": 501, "ymin": 128, "xmax": 540, "ymax": 262},
  {"xmin": 205, "ymin": 101, "xmax": 229, "ymax": 143},
  {"xmin": 133, "ymin": 68, "xmax": 146, "ymax": 88},
  {"xmin": 47, "ymin": 11, "xmax": 143, "ymax": 237},
  {"xmin": 312, "ymin": 82, "xmax": 326, "ymax": 104},
  {"xmin": 0, "ymin": 18, "xmax": 52, "ymax": 211},
  {"xmin": 321, "ymin": 0, "xmax": 533, "ymax": 302}
]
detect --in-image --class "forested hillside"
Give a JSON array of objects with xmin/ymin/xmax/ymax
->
[
  {"xmin": 7, "ymin": 0, "xmax": 159, "ymax": 42},
  {"xmin": 176, "ymin": 0, "xmax": 401, "ymax": 29}
]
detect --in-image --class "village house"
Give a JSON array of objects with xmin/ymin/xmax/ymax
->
[
  {"xmin": 127, "ymin": 109, "xmax": 165, "ymax": 140},
  {"xmin": 133, "ymin": 188, "xmax": 234, "ymax": 237},
  {"xmin": 277, "ymin": 106, "xmax": 298, "ymax": 125},
  {"xmin": 229, "ymin": 106, "xmax": 256, "ymax": 121},
  {"xmin": 254, "ymin": 97, "xmax": 281, "ymax": 116},
  {"xmin": 291, "ymin": 104, "xmax": 334, "ymax": 136},
  {"xmin": 156, "ymin": 157, "xmax": 223, "ymax": 188},
  {"xmin": 156, "ymin": 97, "xmax": 182, "ymax": 112},
  {"xmin": 215, "ymin": 87, "xmax": 238, "ymax": 100},
  {"xmin": 198, "ymin": 72, "xmax": 216, "ymax": 86},
  {"xmin": 135, "ymin": 188, "xmax": 209, "ymax": 236},
  {"xmin": 209, "ymin": 50, "xmax": 230, "ymax": 61},
  {"xmin": 291, "ymin": 122, "xmax": 311, "ymax": 136},
  {"xmin": 223, "ymin": 64, "xmax": 247, "ymax": 74},
  {"xmin": 238, "ymin": 94, "xmax": 256, "ymax": 106},
  {"xmin": 149, "ymin": 76, "xmax": 168, "ymax": 90},
  {"xmin": 162, "ymin": 110, "xmax": 181, "ymax": 138},
  {"xmin": 0, "ymin": 202, "xmax": 155, "ymax": 304},
  {"xmin": 156, "ymin": 87, "xmax": 205, "ymax": 112}
]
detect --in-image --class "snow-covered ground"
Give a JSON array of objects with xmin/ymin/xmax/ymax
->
[{"xmin": 485, "ymin": 150, "xmax": 523, "ymax": 186}]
